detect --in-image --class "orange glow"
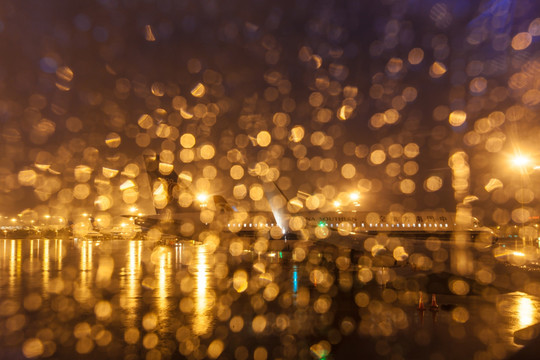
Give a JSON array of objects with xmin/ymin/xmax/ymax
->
[{"xmin": 512, "ymin": 155, "xmax": 530, "ymax": 168}]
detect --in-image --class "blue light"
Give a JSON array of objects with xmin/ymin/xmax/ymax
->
[{"xmin": 293, "ymin": 265, "xmax": 298, "ymax": 293}]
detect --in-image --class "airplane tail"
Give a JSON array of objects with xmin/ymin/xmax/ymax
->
[
  {"xmin": 263, "ymin": 180, "xmax": 291, "ymax": 234},
  {"xmin": 213, "ymin": 195, "xmax": 235, "ymax": 213},
  {"xmin": 127, "ymin": 155, "xmax": 157, "ymax": 216},
  {"xmin": 141, "ymin": 154, "xmax": 178, "ymax": 214}
]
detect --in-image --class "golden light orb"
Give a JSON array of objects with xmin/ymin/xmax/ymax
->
[
  {"xmin": 196, "ymin": 193, "xmax": 209, "ymax": 203},
  {"xmin": 512, "ymin": 155, "xmax": 530, "ymax": 167},
  {"xmin": 349, "ymin": 192, "xmax": 360, "ymax": 201}
]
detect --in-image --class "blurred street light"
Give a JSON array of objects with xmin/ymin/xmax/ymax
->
[
  {"xmin": 512, "ymin": 154, "xmax": 531, "ymax": 173},
  {"xmin": 197, "ymin": 193, "xmax": 209, "ymax": 208},
  {"xmin": 349, "ymin": 192, "xmax": 361, "ymax": 207},
  {"xmin": 511, "ymin": 152, "xmax": 533, "ymax": 245}
]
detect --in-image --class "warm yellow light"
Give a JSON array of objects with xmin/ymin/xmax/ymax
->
[
  {"xmin": 129, "ymin": 206, "xmax": 138, "ymax": 213},
  {"xmin": 197, "ymin": 193, "xmax": 209, "ymax": 203},
  {"xmin": 349, "ymin": 192, "xmax": 360, "ymax": 201},
  {"xmin": 517, "ymin": 296, "xmax": 535, "ymax": 329},
  {"xmin": 512, "ymin": 155, "xmax": 530, "ymax": 167},
  {"xmin": 193, "ymin": 246, "xmax": 211, "ymax": 335},
  {"xmin": 120, "ymin": 179, "xmax": 136, "ymax": 191},
  {"xmin": 333, "ymin": 201, "xmax": 341, "ymax": 208},
  {"xmin": 44, "ymin": 214, "xmax": 51, "ymax": 219}
]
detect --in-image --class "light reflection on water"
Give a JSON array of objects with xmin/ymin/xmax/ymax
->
[
  {"xmin": 42, "ymin": 238, "xmax": 50, "ymax": 296},
  {"xmin": 153, "ymin": 245, "xmax": 175, "ymax": 340},
  {"xmin": 77, "ymin": 239, "xmax": 93, "ymax": 304},
  {"xmin": 1, "ymin": 238, "xmax": 540, "ymax": 359},
  {"xmin": 192, "ymin": 244, "xmax": 215, "ymax": 336},
  {"xmin": 120, "ymin": 239, "xmax": 142, "ymax": 328},
  {"xmin": 8, "ymin": 239, "xmax": 18, "ymax": 297},
  {"xmin": 56, "ymin": 239, "xmax": 63, "ymax": 271},
  {"xmin": 496, "ymin": 291, "xmax": 540, "ymax": 348},
  {"xmin": 516, "ymin": 296, "xmax": 535, "ymax": 329}
]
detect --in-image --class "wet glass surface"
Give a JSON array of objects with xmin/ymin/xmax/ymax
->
[{"xmin": 2, "ymin": 0, "xmax": 540, "ymax": 358}]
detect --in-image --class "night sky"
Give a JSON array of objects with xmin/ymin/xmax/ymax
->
[{"xmin": 1, "ymin": 0, "xmax": 540, "ymax": 227}]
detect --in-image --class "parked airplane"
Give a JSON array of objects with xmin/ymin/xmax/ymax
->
[{"xmin": 126, "ymin": 155, "xmax": 496, "ymax": 252}]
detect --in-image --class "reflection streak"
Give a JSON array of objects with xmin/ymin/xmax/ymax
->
[
  {"xmin": 498, "ymin": 291, "xmax": 540, "ymax": 347},
  {"xmin": 192, "ymin": 245, "xmax": 213, "ymax": 335},
  {"xmin": 122, "ymin": 240, "xmax": 142, "ymax": 328},
  {"xmin": 8, "ymin": 240, "xmax": 16, "ymax": 297},
  {"xmin": 78, "ymin": 240, "xmax": 93, "ymax": 303},
  {"xmin": 154, "ymin": 246, "xmax": 173, "ymax": 337},
  {"xmin": 56, "ymin": 239, "xmax": 63, "ymax": 270},
  {"xmin": 42, "ymin": 239, "xmax": 50, "ymax": 295},
  {"xmin": 517, "ymin": 296, "xmax": 535, "ymax": 329}
]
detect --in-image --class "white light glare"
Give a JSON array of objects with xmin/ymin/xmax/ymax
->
[
  {"xmin": 349, "ymin": 192, "xmax": 360, "ymax": 201},
  {"xmin": 196, "ymin": 193, "xmax": 209, "ymax": 203}
]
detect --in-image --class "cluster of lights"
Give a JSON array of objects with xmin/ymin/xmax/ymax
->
[
  {"xmin": 333, "ymin": 192, "xmax": 361, "ymax": 209},
  {"xmin": 228, "ymin": 223, "xmax": 276, "ymax": 228},
  {"xmin": 367, "ymin": 223, "xmax": 450, "ymax": 228},
  {"xmin": 316, "ymin": 221, "xmax": 450, "ymax": 229}
]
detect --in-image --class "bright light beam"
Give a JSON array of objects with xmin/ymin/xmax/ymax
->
[{"xmin": 512, "ymin": 155, "xmax": 530, "ymax": 168}]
